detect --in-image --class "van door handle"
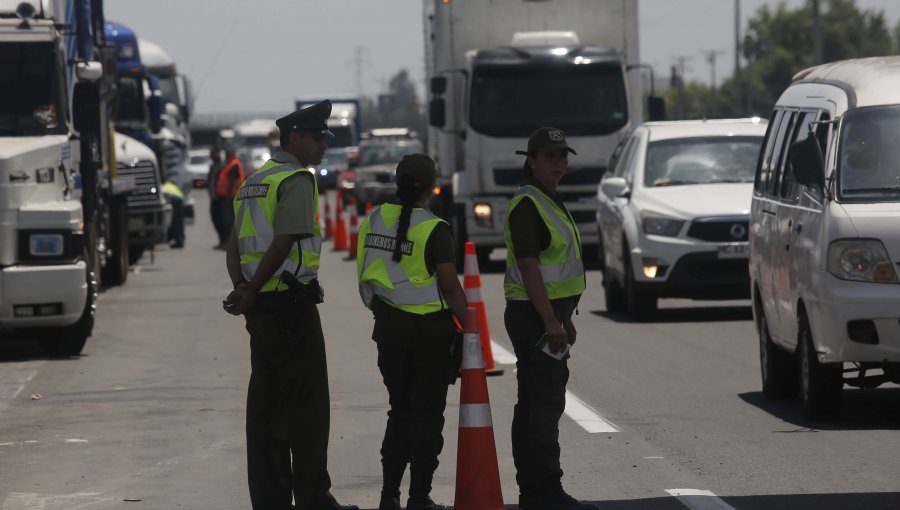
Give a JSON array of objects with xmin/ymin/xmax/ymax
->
[{"xmin": 762, "ymin": 209, "xmax": 777, "ymax": 217}]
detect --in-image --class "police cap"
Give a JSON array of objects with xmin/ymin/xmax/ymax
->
[
  {"xmin": 515, "ymin": 127, "xmax": 577, "ymax": 156},
  {"xmin": 396, "ymin": 153, "xmax": 437, "ymax": 187},
  {"xmin": 276, "ymin": 100, "xmax": 334, "ymax": 137}
]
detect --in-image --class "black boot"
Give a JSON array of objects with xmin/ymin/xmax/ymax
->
[
  {"xmin": 406, "ymin": 496, "xmax": 446, "ymax": 510},
  {"xmin": 519, "ymin": 482, "xmax": 597, "ymax": 510}
]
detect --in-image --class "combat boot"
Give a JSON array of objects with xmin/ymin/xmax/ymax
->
[
  {"xmin": 406, "ymin": 496, "xmax": 447, "ymax": 510},
  {"xmin": 519, "ymin": 482, "xmax": 597, "ymax": 510}
]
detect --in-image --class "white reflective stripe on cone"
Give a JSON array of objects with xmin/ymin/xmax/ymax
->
[
  {"xmin": 461, "ymin": 333, "xmax": 485, "ymax": 369},
  {"xmin": 464, "ymin": 286, "xmax": 482, "ymax": 303},
  {"xmin": 464, "ymin": 252, "xmax": 479, "ymax": 276},
  {"xmin": 459, "ymin": 403, "xmax": 493, "ymax": 428}
]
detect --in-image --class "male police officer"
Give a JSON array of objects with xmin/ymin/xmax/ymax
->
[{"xmin": 223, "ymin": 100, "xmax": 357, "ymax": 510}]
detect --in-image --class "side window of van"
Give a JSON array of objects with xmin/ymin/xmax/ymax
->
[
  {"xmin": 815, "ymin": 112, "xmax": 831, "ymax": 158},
  {"xmin": 780, "ymin": 111, "xmax": 817, "ymax": 202},
  {"xmin": 767, "ymin": 110, "xmax": 797, "ymax": 197},
  {"xmin": 755, "ymin": 109, "xmax": 784, "ymax": 195}
]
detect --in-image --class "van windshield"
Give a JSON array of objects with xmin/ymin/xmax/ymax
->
[
  {"xmin": 644, "ymin": 136, "xmax": 763, "ymax": 187},
  {"xmin": 838, "ymin": 106, "xmax": 900, "ymax": 201}
]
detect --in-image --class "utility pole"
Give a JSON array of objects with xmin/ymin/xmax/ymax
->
[
  {"xmin": 672, "ymin": 56, "xmax": 690, "ymax": 119},
  {"xmin": 703, "ymin": 50, "xmax": 724, "ymax": 118},
  {"xmin": 812, "ymin": 0, "xmax": 824, "ymax": 65},
  {"xmin": 350, "ymin": 46, "xmax": 369, "ymax": 97},
  {"xmin": 734, "ymin": 0, "xmax": 743, "ymax": 116}
]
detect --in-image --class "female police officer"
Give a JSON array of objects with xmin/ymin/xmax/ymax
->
[
  {"xmin": 504, "ymin": 128, "xmax": 595, "ymax": 510},
  {"xmin": 356, "ymin": 154, "xmax": 467, "ymax": 510}
]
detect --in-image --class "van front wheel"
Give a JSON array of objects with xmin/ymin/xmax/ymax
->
[
  {"xmin": 799, "ymin": 319, "xmax": 842, "ymax": 420},
  {"xmin": 759, "ymin": 313, "xmax": 796, "ymax": 400}
]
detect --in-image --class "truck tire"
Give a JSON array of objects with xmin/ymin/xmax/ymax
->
[
  {"xmin": 799, "ymin": 317, "xmax": 842, "ymax": 420},
  {"xmin": 624, "ymin": 242, "xmax": 656, "ymax": 321},
  {"xmin": 128, "ymin": 246, "xmax": 145, "ymax": 266},
  {"xmin": 758, "ymin": 312, "xmax": 796, "ymax": 400},
  {"xmin": 101, "ymin": 200, "xmax": 129, "ymax": 286},
  {"xmin": 40, "ymin": 269, "xmax": 96, "ymax": 357}
]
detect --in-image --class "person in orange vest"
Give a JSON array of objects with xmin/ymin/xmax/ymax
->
[{"xmin": 217, "ymin": 146, "xmax": 245, "ymax": 240}]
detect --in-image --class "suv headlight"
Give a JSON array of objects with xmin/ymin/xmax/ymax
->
[
  {"xmin": 827, "ymin": 239, "xmax": 898, "ymax": 283},
  {"xmin": 641, "ymin": 211, "xmax": 685, "ymax": 237}
]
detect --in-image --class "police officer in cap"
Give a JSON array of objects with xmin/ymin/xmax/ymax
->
[
  {"xmin": 224, "ymin": 100, "xmax": 358, "ymax": 510},
  {"xmin": 504, "ymin": 127, "xmax": 594, "ymax": 510}
]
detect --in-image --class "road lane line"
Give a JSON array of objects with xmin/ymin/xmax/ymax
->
[
  {"xmin": 666, "ymin": 489, "xmax": 736, "ymax": 510},
  {"xmin": 489, "ymin": 340, "xmax": 517, "ymax": 365},
  {"xmin": 564, "ymin": 390, "xmax": 620, "ymax": 433},
  {"xmin": 0, "ymin": 361, "xmax": 44, "ymax": 417}
]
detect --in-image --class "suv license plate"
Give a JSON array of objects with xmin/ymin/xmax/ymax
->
[{"xmin": 718, "ymin": 243, "xmax": 749, "ymax": 259}]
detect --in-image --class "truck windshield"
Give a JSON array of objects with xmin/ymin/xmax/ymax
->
[
  {"xmin": 156, "ymin": 75, "xmax": 179, "ymax": 107},
  {"xmin": 328, "ymin": 125, "xmax": 355, "ymax": 148},
  {"xmin": 645, "ymin": 136, "xmax": 763, "ymax": 187},
  {"xmin": 116, "ymin": 75, "xmax": 147, "ymax": 124},
  {"xmin": 837, "ymin": 105, "xmax": 900, "ymax": 202},
  {"xmin": 469, "ymin": 64, "xmax": 627, "ymax": 137},
  {"xmin": 0, "ymin": 42, "xmax": 67, "ymax": 136}
]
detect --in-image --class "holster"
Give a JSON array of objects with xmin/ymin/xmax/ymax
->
[{"xmin": 276, "ymin": 271, "xmax": 324, "ymax": 337}]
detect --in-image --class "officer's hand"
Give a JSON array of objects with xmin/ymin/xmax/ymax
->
[
  {"xmin": 223, "ymin": 287, "xmax": 242, "ymax": 316},
  {"xmin": 544, "ymin": 321, "xmax": 568, "ymax": 354},
  {"xmin": 564, "ymin": 318, "xmax": 577, "ymax": 345}
]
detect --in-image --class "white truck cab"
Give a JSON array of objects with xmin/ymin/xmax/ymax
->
[{"xmin": 750, "ymin": 57, "xmax": 900, "ymax": 419}]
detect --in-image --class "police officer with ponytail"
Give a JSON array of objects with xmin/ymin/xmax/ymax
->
[
  {"xmin": 223, "ymin": 100, "xmax": 357, "ymax": 510},
  {"xmin": 505, "ymin": 128, "xmax": 594, "ymax": 510},
  {"xmin": 357, "ymin": 154, "xmax": 467, "ymax": 510}
]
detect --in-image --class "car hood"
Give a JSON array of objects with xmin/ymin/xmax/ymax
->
[
  {"xmin": 635, "ymin": 182, "xmax": 753, "ymax": 219},
  {"xmin": 838, "ymin": 202, "xmax": 900, "ymax": 263}
]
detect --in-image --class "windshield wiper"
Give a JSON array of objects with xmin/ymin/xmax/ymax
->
[
  {"xmin": 653, "ymin": 179, "xmax": 700, "ymax": 187},
  {"xmin": 711, "ymin": 179, "xmax": 753, "ymax": 183}
]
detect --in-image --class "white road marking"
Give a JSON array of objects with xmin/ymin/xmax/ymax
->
[
  {"xmin": 666, "ymin": 489, "xmax": 737, "ymax": 510},
  {"xmin": 564, "ymin": 390, "xmax": 620, "ymax": 433},
  {"xmin": 64, "ymin": 438, "xmax": 89, "ymax": 443},
  {"xmin": 0, "ymin": 362, "xmax": 44, "ymax": 415},
  {"xmin": 489, "ymin": 340, "xmax": 518, "ymax": 365},
  {"xmin": 2, "ymin": 492, "xmax": 114, "ymax": 510}
]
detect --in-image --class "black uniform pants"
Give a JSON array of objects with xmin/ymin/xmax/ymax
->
[
  {"xmin": 245, "ymin": 294, "xmax": 335, "ymax": 510},
  {"xmin": 210, "ymin": 196, "xmax": 228, "ymax": 245},
  {"xmin": 372, "ymin": 301, "xmax": 455, "ymax": 500},
  {"xmin": 505, "ymin": 301, "xmax": 570, "ymax": 492},
  {"xmin": 166, "ymin": 195, "xmax": 185, "ymax": 247}
]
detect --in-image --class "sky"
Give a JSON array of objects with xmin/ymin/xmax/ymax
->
[{"xmin": 104, "ymin": 0, "xmax": 900, "ymax": 115}]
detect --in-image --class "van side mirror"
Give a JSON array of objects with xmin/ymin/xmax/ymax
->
[
  {"xmin": 647, "ymin": 96, "xmax": 666, "ymax": 121},
  {"xmin": 429, "ymin": 98, "xmax": 446, "ymax": 128},
  {"xmin": 788, "ymin": 134, "xmax": 826, "ymax": 193},
  {"xmin": 431, "ymin": 76, "xmax": 447, "ymax": 95},
  {"xmin": 600, "ymin": 176, "xmax": 630, "ymax": 199}
]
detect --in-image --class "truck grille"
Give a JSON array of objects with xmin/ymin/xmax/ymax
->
[
  {"xmin": 117, "ymin": 160, "xmax": 161, "ymax": 211},
  {"xmin": 687, "ymin": 217, "xmax": 750, "ymax": 242},
  {"xmin": 493, "ymin": 166, "xmax": 606, "ymax": 186}
]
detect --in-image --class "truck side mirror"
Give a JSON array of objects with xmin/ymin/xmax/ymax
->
[
  {"xmin": 177, "ymin": 74, "xmax": 193, "ymax": 122},
  {"xmin": 75, "ymin": 61, "xmax": 103, "ymax": 82},
  {"xmin": 431, "ymin": 76, "xmax": 447, "ymax": 95},
  {"xmin": 648, "ymin": 96, "xmax": 666, "ymax": 121},
  {"xmin": 429, "ymin": 98, "xmax": 446, "ymax": 129},
  {"xmin": 788, "ymin": 134, "xmax": 826, "ymax": 193},
  {"xmin": 72, "ymin": 82, "xmax": 100, "ymax": 134}
]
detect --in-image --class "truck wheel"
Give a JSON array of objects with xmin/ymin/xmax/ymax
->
[
  {"xmin": 101, "ymin": 200, "xmax": 129, "ymax": 286},
  {"xmin": 40, "ymin": 270, "xmax": 96, "ymax": 357},
  {"xmin": 759, "ymin": 312, "xmax": 796, "ymax": 400},
  {"xmin": 128, "ymin": 246, "xmax": 145, "ymax": 266},
  {"xmin": 624, "ymin": 243, "xmax": 656, "ymax": 321},
  {"xmin": 798, "ymin": 317, "xmax": 842, "ymax": 420}
]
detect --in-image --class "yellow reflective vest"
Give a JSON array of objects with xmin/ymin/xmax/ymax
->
[
  {"xmin": 233, "ymin": 160, "xmax": 321, "ymax": 293},
  {"xmin": 504, "ymin": 185, "xmax": 585, "ymax": 301},
  {"xmin": 357, "ymin": 204, "xmax": 448, "ymax": 315}
]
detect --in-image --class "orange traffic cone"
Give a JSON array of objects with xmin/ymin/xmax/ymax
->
[
  {"xmin": 324, "ymin": 190, "xmax": 333, "ymax": 240},
  {"xmin": 454, "ymin": 307, "xmax": 504, "ymax": 510},
  {"xmin": 333, "ymin": 191, "xmax": 348, "ymax": 251},
  {"xmin": 464, "ymin": 242, "xmax": 503, "ymax": 376},
  {"xmin": 347, "ymin": 197, "xmax": 359, "ymax": 260},
  {"xmin": 365, "ymin": 201, "xmax": 373, "ymax": 217}
]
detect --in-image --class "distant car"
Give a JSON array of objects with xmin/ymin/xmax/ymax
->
[
  {"xmin": 313, "ymin": 148, "xmax": 350, "ymax": 190},
  {"xmin": 186, "ymin": 149, "xmax": 211, "ymax": 188},
  {"xmin": 247, "ymin": 146, "xmax": 271, "ymax": 176},
  {"xmin": 596, "ymin": 118, "xmax": 767, "ymax": 320},
  {"xmin": 354, "ymin": 139, "xmax": 424, "ymax": 207}
]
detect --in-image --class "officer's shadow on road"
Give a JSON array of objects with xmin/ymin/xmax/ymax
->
[
  {"xmin": 739, "ymin": 387, "xmax": 900, "ymax": 431},
  {"xmin": 591, "ymin": 305, "xmax": 753, "ymax": 324},
  {"xmin": 500, "ymin": 492, "xmax": 900, "ymax": 509},
  {"xmin": 0, "ymin": 335, "xmax": 84, "ymax": 362}
]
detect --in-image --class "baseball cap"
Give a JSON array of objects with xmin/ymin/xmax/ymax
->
[
  {"xmin": 515, "ymin": 127, "xmax": 577, "ymax": 156},
  {"xmin": 396, "ymin": 153, "xmax": 437, "ymax": 186}
]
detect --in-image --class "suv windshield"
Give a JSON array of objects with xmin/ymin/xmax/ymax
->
[
  {"xmin": 645, "ymin": 136, "xmax": 763, "ymax": 187},
  {"xmin": 0, "ymin": 42, "xmax": 67, "ymax": 136},
  {"xmin": 838, "ymin": 105, "xmax": 900, "ymax": 201},
  {"xmin": 469, "ymin": 63, "xmax": 627, "ymax": 137},
  {"xmin": 359, "ymin": 142, "xmax": 423, "ymax": 166}
]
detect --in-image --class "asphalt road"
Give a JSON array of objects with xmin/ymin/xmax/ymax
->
[{"xmin": 2, "ymin": 194, "xmax": 900, "ymax": 510}]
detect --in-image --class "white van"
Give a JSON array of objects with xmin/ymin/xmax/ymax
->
[{"xmin": 750, "ymin": 57, "xmax": 900, "ymax": 420}]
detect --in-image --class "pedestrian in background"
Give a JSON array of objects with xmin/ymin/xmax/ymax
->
[
  {"xmin": 217, "ymin": 146, "xmax": 245, "ymax": 244},
  {"xmin": 504, "ymin": 128, "xmax": 594, "ymax": 510},
  {"xmin": 162, "ymin": 177, "xmax": 185, "ymax": 249},
  {"xmin": 357, "ymin": 154, "xmax": 467, "ymax": 510},
  {"xmin": 207, "ymin": 146, "xmax": 228, "ymax": 249},
  {"xmin": 223, "ymin": 100, "xmax": 357, "ymax": 510}
]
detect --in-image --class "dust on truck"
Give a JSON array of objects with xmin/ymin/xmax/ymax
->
[
  {"xmin": 0, "ymin": 0, "xmax": 122, "ymax": 355},
  {"xmin": 424, "ymin": 0, "xmax": 661, "ymax": 263}
]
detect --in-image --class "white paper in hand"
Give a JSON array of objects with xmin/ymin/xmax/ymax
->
[{"xmin": 541, "ymin": 340, "xmax": 571, "ymax": 360}]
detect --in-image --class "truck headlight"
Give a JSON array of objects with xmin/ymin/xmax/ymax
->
[
  {"xmin": 30, "ymin": 234, "xmax": 64, "ymax": 256},
  {"xmin": 827, "ymin": 239, "xmax": 898, "ymax": 283},
  {"xmin": 473, "ymin": 203, "xmax": 492, "ymax": 228},
  {"xmin": 641, "ymin": 211, "xmax": 684, "ymax": 237}
]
